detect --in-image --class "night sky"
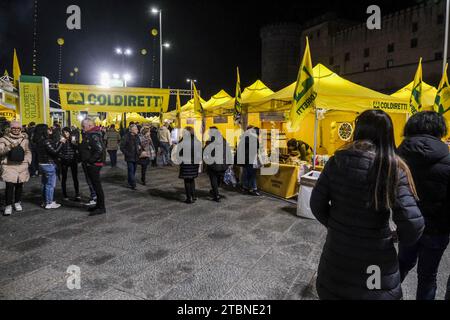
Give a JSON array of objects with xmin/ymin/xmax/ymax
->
[{"xmin": 1, "ymin": 0, "xmax": 418, "ymax": 103}]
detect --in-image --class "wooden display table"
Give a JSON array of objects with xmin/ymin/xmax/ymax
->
[{"xmin": 257, "ymin": 164, "xmax": 300, "ymax": 199}]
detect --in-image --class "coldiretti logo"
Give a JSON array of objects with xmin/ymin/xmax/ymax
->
[
  {"xmin": 66, "ymin": 91, "xmax": 163, "ymax": 107},
  {"xmin": 67, "ymin": 92, "xmax": 85, "ymax": 105}
]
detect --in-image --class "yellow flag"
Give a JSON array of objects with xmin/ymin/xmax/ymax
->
[
  {"xmin": 4, "ymin": 70, "xmax": 9, "ymax": 77},
  {"xmin": 234, "ymin": 67, "xmax": 242, "ymax": 114},
  {"xmin": 13, "ymin": 49, "xmax": 21, "ymax": 87},
  {"xmin": 176, "ymin": 90, "xmax": 182, "ymax": 115},
  {"xmin": 434, "ymin": 63, "xmax": 450, "ymax": 115},
  {"xmin": 289, "ymin": 37, "xmax": 316, "ymax": 130},
  {"xmin": 193, "ymin": 82, "xmax": 203, "ymax": 115},
  {"xmin": 409, "ymin": 58, "xmax": 422, "ymax": 115},
  {"xmin": 176, "ymin": 90, "xmax": 182, "ymax": 128}
]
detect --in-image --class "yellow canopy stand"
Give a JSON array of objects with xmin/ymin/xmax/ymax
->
[
  {"xmin": 235, "ymin": 65, "xmax": 410, "ymax": 154},
  {"xmin": 391, "ymin": 81, "xmax": 437, "ymax": 110},
  {"xmin": 203, "ymin": 82, "xmax": 274, "ymax": 140}
]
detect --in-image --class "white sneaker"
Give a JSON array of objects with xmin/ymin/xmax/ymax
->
[
  {"xmin": 14, "ymin": 203, "xmax": 23, "ymax": 212},
  {"xmin": 3, "ymin": 206, "xmax": 12, "ymax": 216},
  {"xmin": 84, "ymin": 200, "xmax": 97, "ymax": 206},
  {"xmin": 45, "ymin": 202, "xmax": 61, "ymax": 210}
]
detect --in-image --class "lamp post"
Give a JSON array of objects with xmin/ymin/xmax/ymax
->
[
  {"xmin": 152, "ymin": 8, "xmax": 171, "ymax": 89},
  {"xmin": 186, "ymin": 78, "xmax": 197, "ymax": 99},
  {"xmin": 57, "ymin": 38, "xmax": 65, "ymax": 83}
]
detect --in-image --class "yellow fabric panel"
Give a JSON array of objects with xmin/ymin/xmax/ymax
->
[
  {"xmin": 247, "ymin": 64, "xmax": 410, "ymax": 115},
  {"xmin": 208, "ymin": 80, "xmax": 274, "ymax": 112},
  {"xmin": 391, "ymin": 81, "xmax": 437, "ymax": 110},
  {"xmin": 203, "ymin": 90, "xmax": 233, "ymax": 111}
]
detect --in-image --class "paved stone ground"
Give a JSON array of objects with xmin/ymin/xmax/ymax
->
[{"xmin": 0, "ymin": 159, "xmax": 448, "ymax": 300}]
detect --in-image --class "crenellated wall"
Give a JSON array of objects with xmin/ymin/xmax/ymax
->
[{"xmin": 262, "ymin": 0, "xmax": 448, "ymax": 93}]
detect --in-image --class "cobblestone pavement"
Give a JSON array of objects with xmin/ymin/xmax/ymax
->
[{"xmin": 0, "ymin": 161, "xmax": 448, "ymax": 300}]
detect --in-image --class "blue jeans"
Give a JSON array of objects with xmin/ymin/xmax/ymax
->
[
  {"xmin": 127, "ymin": 161, "xmax": 137, "ymax": 187},
  {"xmin": 160, "ymin": 142, "xmax": 171, "ymax": 165},
  {"xmin": 242, "ymin": 165, "xmax": 257, "ymax": 191},
  {"xmin": 399, "ymin": 233, "xmax": 450, "ymax": 300},
  {"xmin": 39, "ymin": 164, "xmax": 57, "ymax": 205},
  {"xmin": 108, "ymin": 150, "xmax": 118, "ymax": 167}
]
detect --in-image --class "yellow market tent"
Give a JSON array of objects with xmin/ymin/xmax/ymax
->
[
  {"xmin": 236, "ymin": 64, "xmax": 411, "ymax": 153},
  {"xmin": 206, "ymin": 80, "xmax": 274, "ymax": 116},
  {"xmin": 203, "ymin": 81, "xmax": 274, "ymax": 141},
  {"xmin": 203, "ymin": 90, "xmax": 233, "ymax": 111},
  {"xmin": 248, "ymin": 64, "xmax": 410, "ymax": 114},
  {"xmin": 164, "ymin": 96, "xmax": 207, "ymax": 120},
  {"xmin": 391, "ymin": 81, "xmax": 438, "ymax": 110}
]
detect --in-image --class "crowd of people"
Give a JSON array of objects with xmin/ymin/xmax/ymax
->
[
  {"xmin": 0, "ymin": 109, "xmax": 448, "ymax": 300},
  {"xmin": 0, "ymin": 118, "xmax": 264, "ymax": 216}
]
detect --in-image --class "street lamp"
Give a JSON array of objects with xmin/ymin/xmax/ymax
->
[
  {"xmin": 187, "ymin": 78, "xmax": 197, "ymax": 99},
  {"xmin": 151, "ymin": 7, "xmax": 171, "ymax": 89}
]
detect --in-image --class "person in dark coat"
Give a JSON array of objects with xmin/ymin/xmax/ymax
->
[
  {"xmin": 173, "ymin": 126, "xmax": 202, "ymax": 204},
  {"xmin": 58, "ymin": 127, "xmax": 80, "ymax": 201},
  {"xmin": 204, "ymin": 127, "xmax": 233, "ymax": 202},
  {"xmin": 310, "ymin": 110, "xmax": 424, "ymax": 300},
  {"xmin": 236, "ymin": 126, "xmax": 261, "ymax": 196},
  {"xmin": 150, "ymin": 125, "xmax": 160, "ymax": 167},
  {"xmin": 79, "ymin": 119, "xmax": 106, "ymax": 216},
  {"xmin": 120, "ymin": 124, "xmax": 141, "ymax": 190},
  {"xmin": 397, "ymin": 111, "xmax": 450, "ymax": 300}
]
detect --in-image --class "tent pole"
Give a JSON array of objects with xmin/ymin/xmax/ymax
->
[
  {"xmin": 313, "ymin": 108, "xmax": 319, "ymax": 170},
  {"xmin": 444, "ymin": 0, "xmax": 450, "ymax": 74}
]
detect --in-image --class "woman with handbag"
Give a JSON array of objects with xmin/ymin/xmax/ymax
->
[
  {"xmin": 0, "ymin": 121, "xmax": 32, "ymax": 216},
  {"xmin": 138, "ymin": 127, "xmax": 156, "ymax": 186}
]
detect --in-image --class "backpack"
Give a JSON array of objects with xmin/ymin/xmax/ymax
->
[{"xmin": 5, "ymin": 138, "xmax": 25, "ymax": 162}]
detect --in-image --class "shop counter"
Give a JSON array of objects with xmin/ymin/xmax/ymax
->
[{"xmin": 257, "ymin": 164, "xmax": 300, "ymax": 199}]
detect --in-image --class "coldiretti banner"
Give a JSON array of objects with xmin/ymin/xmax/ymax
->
[
  {"xmin": 19, "ymin": 75, "xmax": 51, "ymax": 125},
  {"xmin": 58, "ymin": 84, "xmax": 171, "ymax": 113}
]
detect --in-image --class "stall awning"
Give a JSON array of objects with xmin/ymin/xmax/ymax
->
[
  {"xmin": 246, "ymin": 64, "xmax": 410, "ymax": 115},
  {"xmin": 203, "ymin": 90, "xmax": 232, "ymax": 110},
  {"xmin": 206, "ymin": 80, "xmax": 274, "ymax": 116},
  {"xmin": 391, "ymin": 81, "xmax": 437, "ymax": 110}
]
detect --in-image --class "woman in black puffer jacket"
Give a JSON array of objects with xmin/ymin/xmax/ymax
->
[
  {"xmin": 204, "ymin": 127, "xmax": 233, "ymax": 202},
  {"xmin": 173, "ymin": 127, "xmax": 202, "ymax": 204},
  {"xmin": 397, "ymin": 111, "xmax": 450, "ymax": 300},
  {"xmin": 310, "ymin": 110, "xmax": 424, "ymax": 300},
  {"xmin": 58, "ymin": 127, "xmax": 80, "ymax": 201}
]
